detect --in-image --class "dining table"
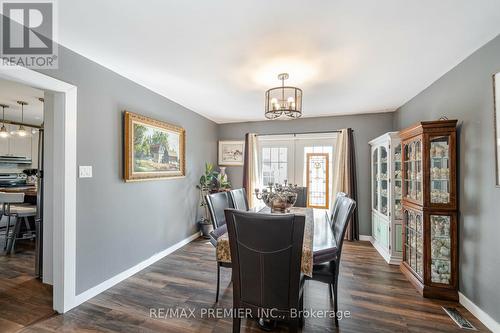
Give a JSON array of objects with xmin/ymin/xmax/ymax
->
[{"xmin": 214, "ymin": 206, "xmax": 337, "ymax": 278}]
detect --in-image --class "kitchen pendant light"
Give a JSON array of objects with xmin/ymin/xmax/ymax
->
[
  {"xmin": 265, "ymin": 73, "xmax": 303, "ymax": 120},
  {"xmin": 16, "ymin": 101, "xmax": 29, "ymax": 137},
  {"xmin": 0, "ymin": 104, "xmax": 10, "ymax": 138}
]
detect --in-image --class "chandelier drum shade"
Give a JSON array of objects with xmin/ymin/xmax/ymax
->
[{"xmin": 265, "ymin": 73, "xmax": 303, "ymax": 120}]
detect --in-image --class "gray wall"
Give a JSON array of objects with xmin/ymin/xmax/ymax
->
[
  {"xmin": 394, "ymin": 35, "xmax": 500, "ymax": 322},
  {"xmin": 37, "ymin": 46, "xmax": 217, "ymax": 293},
  {"xmin": 218, "ymin": 113, "xmax": 394, "ymax": 236}
]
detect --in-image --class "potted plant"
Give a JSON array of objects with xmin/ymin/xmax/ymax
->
[
  {"xmin": 196, "ymin": 163, "xmax": 232, "ymax": 238},
  {"xmin": 196, "ymin": 163, "xmax": 217, "ymax": 238}
]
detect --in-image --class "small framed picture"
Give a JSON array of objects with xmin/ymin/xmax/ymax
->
[
  {"xmin": 218, "ymin": 140, "xmax": 245, "ymax": 166},
  {"xmin": 494, "ymin": 72, "xmax": 500, "ymax": 186}
]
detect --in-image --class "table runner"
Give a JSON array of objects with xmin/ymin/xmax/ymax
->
[{"xmin": 215, "ymin": 207, "xmax": 314, "ymax": 277}]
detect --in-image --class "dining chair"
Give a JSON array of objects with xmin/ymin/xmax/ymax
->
[
  {"xmin": 206, "ymin": 191, "xmax": 234, "ymax": 302},
  {"xmin": 205, "ymin": 191, "xmax": 233, "ymax": 228},
  {"xmin": 208, "ymin": 223, "xmax": 232, "ymax": 303},
  {"xmin": 307, "ymin": 195, "xmax": 356, "ymax": 327},
  {"xmin": 0, "ymin": 192, "xmax": 37, "ymax": 254},
  {"xmin": 225, "ymin": 208, "xmax": 305, "ymax": 333},
  {"xmin": 326, "ymin": 192, "xmax": 347, "ymax": 225},
  {"xmin": 294, "ymin": 186, "xmax": 307, "ymax": 207},
  {"xmin": 229, "ymin": 188, "xmax": 249, "ymax": 211}
]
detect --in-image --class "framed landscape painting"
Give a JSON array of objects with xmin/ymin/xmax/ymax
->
[
  {"xmin": 218, "ymin": 140, "xmax": 245, "ymax": 166},
  {"xmin": 124, "ymin": 111, "xmax": 185, "ymax": 181}
]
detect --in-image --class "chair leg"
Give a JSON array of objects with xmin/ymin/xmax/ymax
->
[
  {"xmin": 333, "ymin": 282, "xmax": 339, "ymax": 327},
  {"xmin": 216, "ymin": 262, "xmax": 220, "ymax": 303},
  {"xmin": 4, "ymin": 215, "xmax": 11, "ymax": 250},
  {"xmin": 232, "ymin": 316, "xmax": 241, "ymax": 333},
  {"xmin": 7, "ymin": 217, "xmax": 20, "ymax": 254},
  {"xmin": 289, "ymin": 318, "xmax": 299, "ymax": 333},
  {"xmin": 298, "ymin": 294, "xmax": 304, "ymax": 327},
  {"xmin": 329, "ymin": 283, "xmax": 333, "ymax": 299}
]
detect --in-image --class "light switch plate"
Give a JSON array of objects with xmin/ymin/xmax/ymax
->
[{"xmin": 79, "ymin": 166, "xmax": 93, "ymax": 178}]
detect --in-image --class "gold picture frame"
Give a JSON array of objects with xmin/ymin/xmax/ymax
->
[{"xmin": 124, "ymin": 111, "xmax": 185, "ymax": 182}]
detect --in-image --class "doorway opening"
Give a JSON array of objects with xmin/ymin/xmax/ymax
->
[{"xmin": 0, "ymin": 78, "xmax": 54, "ymax": 327}]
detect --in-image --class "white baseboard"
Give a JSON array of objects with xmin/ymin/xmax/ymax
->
[
  {"xmin": 73, "ymin": 232, "xmax": 200, "ymax": 308},
  {"xmin": 459, "ymin": 292, "xmax": 500, "ymax": 333},
  {"xmin": 359, "ymin": 235, "xmax": 373, "ymax": 242}
]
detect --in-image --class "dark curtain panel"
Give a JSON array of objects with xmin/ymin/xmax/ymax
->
[
  {"xmin": 242, "ymin": 133, "xmax": 250, "ymax": 198},
  {"xmin": 346, "ymin": 128, "xmax": 359, "ymax": 240}
]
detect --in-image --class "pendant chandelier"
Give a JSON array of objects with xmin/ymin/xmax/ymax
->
[
  {"xmin": 0, "ymin": 104, "xmax": 9, "ymax": 138},
  {"xmin": 16, "ymin": 100, "xmax": 29, "ymax": 137},
  {"xmin": 265, "ymin": 73, "xmax": 303, "ymax": 120}
]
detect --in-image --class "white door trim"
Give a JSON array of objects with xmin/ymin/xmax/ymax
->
[{"xmin": 0, "ymin": 64, "xmax": 77, "ymax": 313}]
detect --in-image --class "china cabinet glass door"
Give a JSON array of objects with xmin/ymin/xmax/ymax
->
[
  {"xmin": 404, "ymin": 209, "xmax": 423, "ymax": 279},
  {"xmin": 404, "ymin": 140, "xmax": 423, "ymax": 203},
  {"xmin": 430, "ymin": 215, "xmax": 451, "ymax": 285},
  {"xmin": 373, "ymin": 148, "xmax": 378, "ymax": 211},
  {"xmin": 430, "ymin": 136, "xmax": 450, "ymax": 204},
  {"xmin": 380, "ymin": 146, "xmax": 388, "ymax": 216},
  {"xmin": 394, "ymin": 143, "xmax": 403, "ymax": 221}
]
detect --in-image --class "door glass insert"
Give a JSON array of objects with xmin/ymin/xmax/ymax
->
[
  {"xmin": 306, "ymin": 153, "xmax": 329, "ymax": 208},
  {"xmin": 261, "ymin": 147, "xmax": 288, "ymax": 185},
  {"xmin": 430, "ymin": 136, "xmax": 450, "ymax": 204}
]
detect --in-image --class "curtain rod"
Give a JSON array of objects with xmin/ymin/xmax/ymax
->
[{"xmin": 255, "ymin": 129, "xmax": 351, "ymax": 136}]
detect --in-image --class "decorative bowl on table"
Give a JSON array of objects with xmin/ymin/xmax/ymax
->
[{"xmin": 254, "ymin": 181, "xmax": 299, "ymax": 213}]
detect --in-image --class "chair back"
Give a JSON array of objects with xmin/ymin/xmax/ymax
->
[
  {"xmin": 205, "ymin": 191, "xmax": 233, "ymax": 228},
  {"xmin": 225, "ymin": 209, "xmax": 305, "ymax": 313},
  {"xmin": 332, "ymin": 196, "xmax": 357, "ymax": 260},
  {"xmin": 0, "ymin": 192, "xmax": 25, "ymax": 204},
  {"xmin": 294, "ymin": 187, "xmax": 307, "ymax": 208},
  {"xmin": 229, "ymin": 188, "xmax": 249, "ymax": 211},
  {"xmin": 328, "ymin": 192, "xmax": 347, "ymax": 225}
]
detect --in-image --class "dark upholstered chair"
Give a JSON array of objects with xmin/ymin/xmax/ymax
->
[
  {"xmin": 294, "ymin": 187, "xmax": 308, "ymax": 207},
  {"xmin": 307, "ymin": 196, "xmax": 356, "ymax": 327},
  {"xmin": 326, "ymin": 192, "xmax": 347, "ymax": 226},
  {"xmin": 225, "ymin": 209, "xmax": 305, "ymax": 333},
  {"xmin": 229, "ymin": 188, "xmax": 249, "ymax": 211},
  {"xmin": 208, "ymin": 224, "xmax": 231, "ymax": 303},
  {"xmin": 205, "ymin": 191, "xmax": 233, "ymax": 228},
  {"xmin": 206, "ymin": 191, "xmax": 234, "ymax": 302}
]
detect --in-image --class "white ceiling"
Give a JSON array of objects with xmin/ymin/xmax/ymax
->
[
  {"xmin": 0, "ymin": 79, "xmax": 44, "ymax": 126},
  {"xmin": 57, "ymin": 0, "xmax": 500, "ymax": 123}
]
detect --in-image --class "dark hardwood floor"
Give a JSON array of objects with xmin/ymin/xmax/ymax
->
[
  {"xmin": 0, "ymin": 240, "xmax": 54, "ymax": 333},
  {"xmin": 19, "ymin": 239, "xmax": 489, "ymax": 333}
]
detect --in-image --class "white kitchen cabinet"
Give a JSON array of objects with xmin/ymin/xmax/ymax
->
[{"xmin": 0, "ymin": 124, "xmax": 34, "ymax": 159}]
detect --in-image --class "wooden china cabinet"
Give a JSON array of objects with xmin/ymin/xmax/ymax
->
[{"xmin": 399, "ymin": 120, "xmax": 458, "ymax": 301}]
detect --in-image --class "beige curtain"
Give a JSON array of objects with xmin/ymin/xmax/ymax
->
[
  {"xmin": 332, "ymin": 128, "xmax": 359, "ymax": 240},
  {"xmin": 243, "ymin": 133, "xmax": 260, "ymax": 208}
]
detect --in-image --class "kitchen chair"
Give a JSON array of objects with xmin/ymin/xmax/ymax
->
[
  {"xmin": 0, "ymin": 192, "xmax": 37, "ymax": 254},
  {"xmin": 307, "ymin": 196, "xmax": 356, "ymax": 327},
  {"xmin": 205, "ymin": 191, "xmax": 233, "ymax": 228},
  {"xmin": 225, "ymin": 209, "xmax": 305, "ymax": 333},
  {"xmin": 326, "ymin": 192, "xmax": 347, "ymax": 225},
  {"xmin": 295, "ymin": 186, "xmax": 307, "ymax": 207},
  {"xmin": 206, "ymin": 191, "xmax": 234, "ymax": 302},
  {"xmin": 229, "ymin": 188, "xmax": 249, "ymax": 211}
]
